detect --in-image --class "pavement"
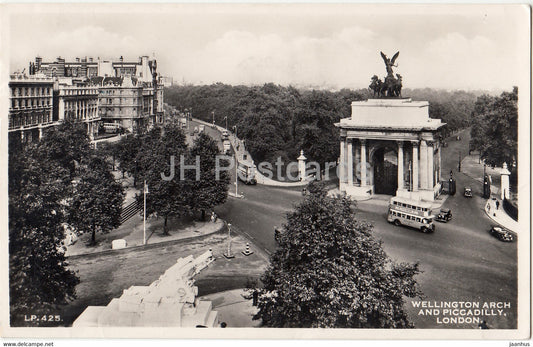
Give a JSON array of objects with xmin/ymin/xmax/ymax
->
[
  {"xmin": 459, "ymin": 153, "xmax": 519, "ymax": 233},
  {"xmin": 64, "ymin": 214, "xmax": 226, "ymax": 257}
]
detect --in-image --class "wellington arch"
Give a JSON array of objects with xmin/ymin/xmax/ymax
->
[{"xmin": 335, "ymin": 98, "xmax": 446, "ymax": 201}]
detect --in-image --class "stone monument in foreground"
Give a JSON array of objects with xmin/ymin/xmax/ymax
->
[
  {"xmin": 336, "ymin": 52, "xmax": 446, "ymax": 201},
  {"xmin": 73, "ymin": 250, "xmax": 219, "ymax": 327}
]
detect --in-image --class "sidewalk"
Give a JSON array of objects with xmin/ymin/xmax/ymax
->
[
  {"xmin": 460, "ymin": 154, "xmax": 519, "ymax": 233},
  {"xmin": 484, "ymin": 196, "xmax": 519, "ymax": 233},
  {"xmin": 64, "ymin": 215, "xmax": 225, "ymax": 257}
]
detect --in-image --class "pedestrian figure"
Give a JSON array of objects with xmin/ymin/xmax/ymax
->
[
  {"xmin": 210, "ymin": 211, "xmax": 218, "ymax": 223},
  {"xmin": 495, "ymin": 200, "xmax": 500, "ymax": 210}
]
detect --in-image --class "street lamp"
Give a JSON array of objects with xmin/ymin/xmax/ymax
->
[
  {"xmin": 224, "ymin": 116, "xmax": 228, "ymax": 130},
  {"xmin": 212, "ymin": 111, "xmax": 215, "ymax": 126},
  {"xmin": 458, "ymin": 152, "xmax": 461, "ymax": 172},
  {"xmin": 143, "ymin": 180, "xmax": 149, "ymax": 245},
  {"xmin": 233, "ymin": 125, "xmax": 238, "ymax": 138}
]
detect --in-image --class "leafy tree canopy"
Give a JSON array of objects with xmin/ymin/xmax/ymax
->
[
  {"xmin": 469, "ymin": 87, "xmax": 518, "ymax": 167},
  {"xmin": 9, "ymin": 144, "xmax": 79, "ymax": 326},
  {"xmin": 253, "ymin": 183, "xmax": 422, "ymax": 328}
]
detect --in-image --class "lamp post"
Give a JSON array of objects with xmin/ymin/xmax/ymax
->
[
  {"xmin": 224, "ymin": 116, "xmax": 228, "ymax": 130},
  {"xmin": 143, "ymin": 180, "xmax": 149, "ymax": 245},
  {"xmin": 212, "ymin": 111, "xmax": 215, "ymax": 126},
  {"xmin": 458, "ymin": 152, "xmax": 461, "ymax": 172},
  {"xmin": 233, "ymin": 125, "xmax": 238, "ymax": 139}
]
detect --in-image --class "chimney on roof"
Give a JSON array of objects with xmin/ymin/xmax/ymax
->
[
  {"xmin": 120, "ymin": 56, "xmax": 124, "ymax": 62},
  {"xmin": 76, "ymin": 57, "xmax": 80, "ymax": 62},
  {"xmin": 89, "ymin": 57, "xmax": 93, "ymax": 62}
]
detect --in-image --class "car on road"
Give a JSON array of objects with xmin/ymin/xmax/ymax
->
[
  {"xmin": 489, "ymin": 225, "xmax": 514, "ymax": 242},
  {"xmin": 435, "ymin": 208, "xmax": 452, "ymax": 223},
  {"xmin": 464, "ymin": 187, "xmax": 473, "ymax": 197}
]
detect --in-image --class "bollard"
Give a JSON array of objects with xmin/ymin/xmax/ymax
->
[{"xmin": 242, "ymin": 242, "xmax": 254, "ymax": 256}]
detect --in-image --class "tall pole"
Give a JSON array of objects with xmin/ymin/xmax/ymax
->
[
  {"xmin": 143, "ymin": 180, "xmax": 147, "ymax": 245},
  {"xmin": 212, "ymin": 111, "xmax": 215, "ymax": 126},
  {"xmin": 225, "ymin": 117, "xmax": 228, "ymax": 130}
]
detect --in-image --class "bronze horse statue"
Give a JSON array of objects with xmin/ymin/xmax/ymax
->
[
  {"xmin": 393, "ymin": 74, "xmax": 402, "ymax": 97},
  {"xmin": 369, "ymin": 74, "xmax": 403, "ymax": 98},
  {"xmin": 369, "ymin": 75, "xmax": 383, "ymax": 97}
]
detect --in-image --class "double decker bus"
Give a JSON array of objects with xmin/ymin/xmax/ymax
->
[
  {"xmin": 237, "ymin": 160, "xmax": 257, "ymax": 185},
  {"xmin": 387, "ymin": 197, "xmax": 435, "ymax": 233}
]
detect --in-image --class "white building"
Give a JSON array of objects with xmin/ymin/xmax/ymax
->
[{"xmin": 335, "ymin": 98, "xmax": 445, "ymax": 201}]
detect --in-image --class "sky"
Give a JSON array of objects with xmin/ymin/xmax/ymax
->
[{"xmin": 4, "ymin": 3, "xmax": 530, "ymax": 91}]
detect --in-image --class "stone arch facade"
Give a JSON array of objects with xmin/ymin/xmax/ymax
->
[{"xmin": 336, "ymin": 98, "xmax": 445, "ymax": 201}]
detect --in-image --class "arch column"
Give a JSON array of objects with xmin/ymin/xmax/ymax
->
[
  {"xmin": 397, "ymin": 141, "xmax": 404, "ymax": 190},
  {"xmin": 411, "ymin": 141, "xmax": 419, "ymax": 192},
  {"xmin": 427, "ymin": 141, "xmax": 434, "ymax": 189},
  {"xmin": 339, "ymin": 136, "xmax": 346, "ymax": 188},
  {"xmin": 419, "ymin": 140, "xmax": 428, "ymax": 189},
  {"xmin": 438, "ymin": 145, "xmax": 442, "ymax": 183},
  {"xmin": 347, "ymin": 139, "xmax": 353, "ymax": 186},
  {"xmin": 360, "ymin": 139, "xmax": 367, "ymax": 186}
]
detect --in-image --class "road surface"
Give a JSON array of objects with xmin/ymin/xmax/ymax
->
[{"xmin": 208, "ymin": 126, "xmax": 517, "ymax": 329}]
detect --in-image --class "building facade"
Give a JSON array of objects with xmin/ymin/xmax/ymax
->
[
  {"xmin": 9, "ymin": 74, "xmax": 102, "ymax": 143},
  {"xmin": 336, "ymin": 98, "xmax": 445, "ymax": 202},
  {"xmin": 29, "ymin": 55, "xmax": 156, "ymax": 83},
  {"xmin": 8, "ymin": 74, "xmax": 56, "ymax": 143},
  {"xmin": 56, "ymin": 80, "xmax": 100, "ymax": 140},
  {"xmin": 97, "ymin": 76, "xmax": 163, "ymax": 132},
  {"xmin": 10, "ymin": 54, "xmax": 165, "ymax": 142}
]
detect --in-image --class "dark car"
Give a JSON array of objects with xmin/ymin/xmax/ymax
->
[
  {"xmin": 490, "ymin": 226, "xmax": 514, "ymax": 242},
  {"xmin": 464, "ymin": 187, "xmax": 473, "ymax": 197},
  {"xmin": 435, "ymin": 208, "xmax": 452, "ymax": 223}
]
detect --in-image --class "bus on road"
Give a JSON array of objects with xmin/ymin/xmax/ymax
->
[
  {"xmin": 387, "ymin": 197, "xmax": 435, "ymax": 233},
  {"xmin": 237, "ymin": 160, "xmax": 257, "ymax": 185}
]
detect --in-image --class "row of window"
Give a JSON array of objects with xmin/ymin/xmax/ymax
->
[
  {"xmin": 11, "ymin": 98, "xmax": 51, "ymax": 108},
  {"xmin": 389, "ymin": 210, "xmax": 429, "ymax": 223},
  {"xmin": 391, "ymin": 201, "xmax": 429, "ymax": 212},
  {"xmin": 100, "ymin": 89, "xmax": 138, "ymax": 95},
  {"xmin": 65, "ymin": 100, "xmax": 98, "ymax": 108},
  {"xmin": 101, "ymin": 107, "xmax": 137, "ymax": 114},
  {"xmin": 101, "ymin": 98, "xmax": 143, "ymax": 105},
  {"xmin": 9, "ymin": 113, "xmax": 52, "ymax": 129},
  {"xmin": 11, "ymin": 86, "xmax": 51, "ymax": 97},
  {"xmin": 62, "ymin": 88, "xmax": 98, "ymax": 96}
]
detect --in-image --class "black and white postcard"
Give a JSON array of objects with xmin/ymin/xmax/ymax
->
[{"xmin": 0, "ymin": 3, "xmax": 530, "ymax": 344}]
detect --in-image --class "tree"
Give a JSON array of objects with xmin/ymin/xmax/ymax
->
[
  {"xmin": 188, "ymin": 133, "xmax": 230, "ymax": 220},
  {"xmin": 9, "ymin": 144, "xmax": 79, "ymax": 325},
  {"xmin": 68, "ymin": 156, "xmax": 124, "ymax": 246},
  {"xmin": 36, "ymin": 120, "xmax": 91, "ymax": 179},
  {"xmin": 469, "ymin": 87, "xmax": 518, "ymax": 167},
  {"xmin": 139, "ymin": 124, "xmax": 190, "ymax": 235},
  {"xmin": 115, "ymin": 134, "xmax": 142, "ymax": 182},
  {"xmin": 253, "ymin": 183, "xmax": 422, "ymax": 328}
]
